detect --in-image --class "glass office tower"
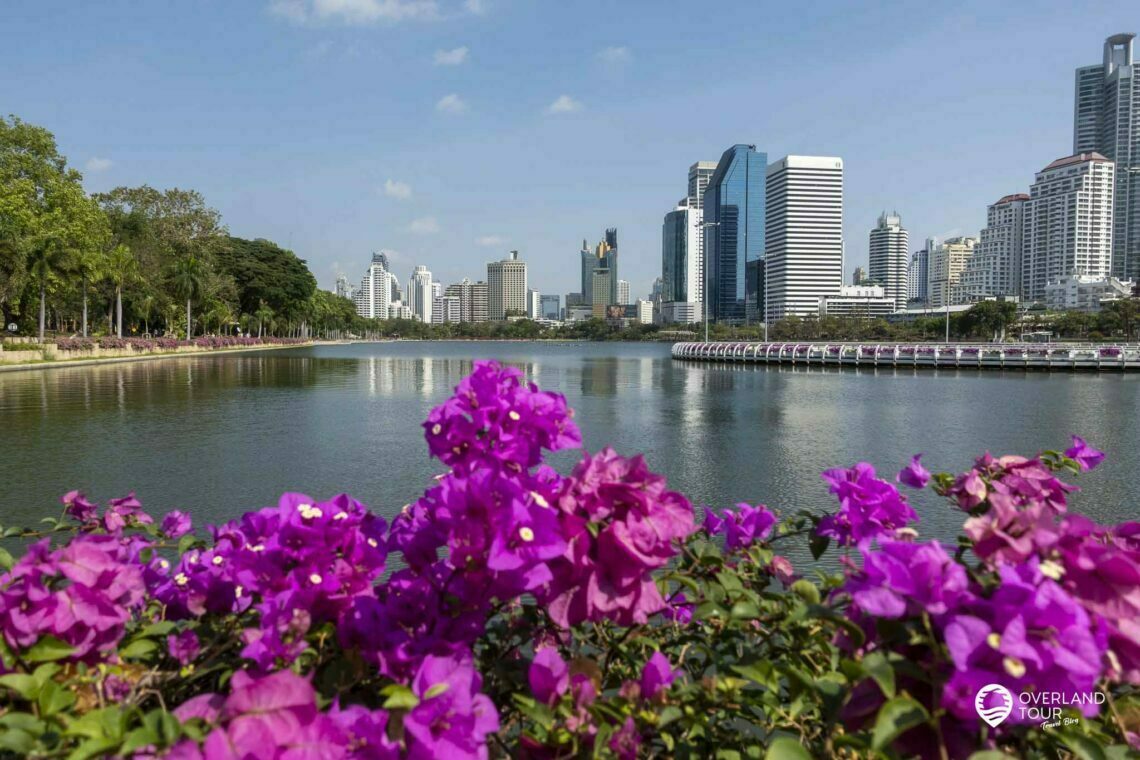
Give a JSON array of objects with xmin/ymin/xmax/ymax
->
[{"xmin": 703, "ymin": 144, "xmax": 766, "ymax": 323}]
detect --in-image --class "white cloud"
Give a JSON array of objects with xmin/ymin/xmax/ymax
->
[
  {"xmin": 435, "ymin": 93, "xmax": 467, "ymax": 113},
  {"xmin": 408, "ymin": 217, "xmax": 440, "ymax": 234},
  {"xmin": 546, "ymin": 95, "xmax": 582, "ymax": 114},
  {"xmin": 597, "ymin": 46, "xmax": 630, "ymax": 63},
  {"xmin": 433, "ymin": 46, "xmax": 469, "ymax": 65},
  {"xmin": 85, "ymin": 157, "xmax": 113, "ymax": 173},
  {"xmin": 476, "ymin": 235, "xmax": 506, "ymax": 246},
  {"xmin": 463, "ymin": 0, "xmax": 486, "ymax": 14},
  {"xmin": 384, "ymin": 179, "xmax": 412, "ymax": 199},
  {"xmin": 268, "ymin": 0, "xmax": 439, "ymax": 25}
]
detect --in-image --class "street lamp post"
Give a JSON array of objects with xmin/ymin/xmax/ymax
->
[{"xmin": 699, "ymin": 221, "xmax": 720, "ymax": 343}]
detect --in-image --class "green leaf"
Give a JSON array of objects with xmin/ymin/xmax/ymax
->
[
  {"xmin": 862, "ymin": 650, "xmax": 895, "ymax": 698},
  {"xmin": 765, "ymin": 736, "xmax": 812, "ymax": 760},
  {"xmin": 871, "ymin": 696, "xmax": 929, "ymax": 750},
  {"xmin": 967, "ymin": 752, "xmax": 1016, "ymax": 760},
  {"xmin": 809, "ymin": 534, "xmax": 829, "ymax": 560},
  {"xmin": 178, "ymin": 533, "xmax": 198, "ymax": 554},
  {"xmin": 137, "ymin": 620, "xmax": 177, "ymax": 638},
  {"xmin": 37, "ymin": 679, "xmax": 76, "ymax": 716},
  {"xmin": 119, "ymin": 638, "xmax": 159, "ymax": 659},
  {"xmin": 0, "ymin": 712, "xmax": 45, "ymax": 734},
  {"xmin": 730, "ymin": 600, "xmax": 761, "ymax": 620},
  {"xmin": 3, "ymin": 527, "xmax": 24, "ymax": 538},
  {"xmin": 380, "ymin": 684, "xmax": 419, "ymax": 711},
  {"xmin": 0, "ymin": 729, "xmax": 36, "ymax": 755},
  {"xmin": 24, "ymin": 634, "xmax": 75, "ymax": 663},
  {"xmin": 732, "ymin": 662, "xmax": 777, "ymax": 691},
  {"xmin": 0, "ymin": 546, "xmax": 13, "ymax": 571},
  {"xmin": 67, "ymin": 736, "xmax": 122, "ymax": 760},
  {"xmin": 790, "ymin": 579, "xmax": 820, "ymax": 605},
  {"xmin": 119, "ymin": 725, "xmax": 160, "ymax": 756},
  {"xmin": 0, "ymin": 673, "xmax": 41, "ymax": 700},
  {"xmin": 1057, "ymin": 732, "xmax": 1107, "ymax": 760}
]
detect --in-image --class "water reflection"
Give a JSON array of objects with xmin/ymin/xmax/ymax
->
[{"xmin": 2, "ymin": 343, "xmax": 1138, "ymax": 550}]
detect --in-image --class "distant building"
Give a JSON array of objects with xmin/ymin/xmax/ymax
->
[
  {"xmin": 617, "ymin": 279, "xmax": 630, "ymax": 306},
  {"xmin": 852, "ymin": 266, "xmax": 866, "ymax": 286},
  {"xmin": 444, "ymin": 278, "xmax": 489, "ymax": 323},
  {"xmin": 1022, "ymin": 153, "xmax": 1115, "ymax": 302},
  {"xmin": 354, "ymin": 253, "xmax": 393, "ymax": 319},
  {"xmin": 704, "ymin": 144, "xmax": 766, "ymax": 323},
  {"xmin": 590, "ymin": 269, "xmax": 613, "ymax": 318},
  {"xmin": 408, "ymin": 265, "xmax": 433, "ymax": 323},
  {"xmin": 439, "ymin": 295, "xmax": 461, "ymax": 323},
  {"xmin": 961, "ymin": 194, "xmax": 1029, "ymax": 299},
  {"xmin": 1045, "ymin": 274, "xmax": 1134, "ymax": 311},
  {"xmin": 1074, "ymin": 34, "xmax": 1140, "ymax": 281},
  {"xmin": 820, "ymin": 284, "xmax": 896, "ymax": 318},
  {"xmin": 662, "ymin": 201, "xmax": 704, "ymax": 323},
  {"xmin": 764, "ymin": 155, "xmax": 844, "ymax": 321},
  {"xmin": 526, "ymin": 288, "xmax": 541, "ymax": 320},
  {"xmin": 335, "ymin": 275, "xmax": 352, "ymax": 300},
  {"xmin": 487, "ymin": 250, "xmax": 527, "ymax": 320},
  {"xmin": 688, "ymin": 161, "xmax": 718, "ymax": 206},
  {"xmin": 661, "ymin": 301, "xmax": 700, "ymax": 324},
  {"xmin": 540, "ymin": 294, "xmax": 560, "ymax": 320},
  {"xmin": 868, "ymin": 211, "xmax": 909, "ymax": 310},
  {"xmin": 927, "ymin": 236, "xmax": 978, "ymax": 307},
  {"xmin": 580, "ymin": 231, "xmax": 619, "ymax": 305},
  {"xmin": 635, "ymin": 299, "xmax": 654, "ymax": 324},
  {"xmin": 908, "ymin": 245, "xmax": 931, "ymax": 304},
  {"xmin": 565, "ymin": 305, "xmax": 593, "ymax": 322}
]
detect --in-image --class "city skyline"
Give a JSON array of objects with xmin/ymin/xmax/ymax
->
[{"xmin": 5, "ymin": 3, "xmax": 1138, "ymax": 298}]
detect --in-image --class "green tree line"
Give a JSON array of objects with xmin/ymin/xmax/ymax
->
[{"xmin": 0, "ymin": 115, "xmax": 367, "ymax": 341}]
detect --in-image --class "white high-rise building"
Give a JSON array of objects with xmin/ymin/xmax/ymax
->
[
  {"xmin": 617, "ymin": 279, "xmax": 630, "ymax": 305},
  {"xmin": 927, "ymin": 237, "xmax": 978, "ymax": 308},
  {"xmin": 354, "ymin": 253, "xmax": 393, "ymax": 319},
  {"xmin": 688, "ymin": 161, "xmax": 718, "ymax": 207},
  {"xmin": 1022, "ymin": 153, "xmax": 1115, "ymax": 302},
  {"xmin": 661, "ymin": 203, "xmax": 704, "ymax": 322},
  {"xmin": 907, "ymin": 241, "xmax": 933, "ymax": 304},
  {"xmin": 960, "ymin": 194, "xmax": 1029, "ymax": 299},
  {"xmin": 527, "ymin": 289, "xmax": 541, "ymax": 319},
  {"xmin": 764, "ymin": 155, "xmax": 844, "ymax": 321},
  {"xmin": 444, "ymin": 279, "xmax": 489, "ymax": 323},
  {"xmin": 868, "ymin": 212, "xmax": 908, "ymax": 310},
  {"xmin": 487, "ymin": 251, "xmax": 527, "ymax": 320},
  {"xmin": 1073, "ymin": 34, "xmax": 1140, "ymax": 281},
  {"xmin": 408, "ymin": 265, "xmax": 433, "ymax": 323}
]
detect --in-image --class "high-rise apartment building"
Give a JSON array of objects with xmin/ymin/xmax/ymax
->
[
  {"xmin": 763, "ymin": 155, "xmax": 844, "ymax": 321},
  {"xmin": 408, "ymin": 265, "xmax": 433, "ymax": 323},
  {"xmin": 927, "ymin": 236, "xmax": 978, "ymax": 308},
  {"xmin": 1073, "ymin": 34, "xmax": 1140, "ymax": 281},
  {"xmin": 688, "ymin": 161, "xmax": 718, "ymax": 206},
  {"xmin": 868, "ymin": 211, "xmax": 909, "ymax": 310},
  {"xmin": 354, "ymin": 253, "xmax": 394, "ymax": 319},
  {"xmin": 335, "ymin": 275, "xmax": 352, "ymax": 300},
  {"xmin": 444, "ymin": 279, "xmax": 490, "ymax": 323},
  {"xmin": 960, "ymin": 194, "xmax": 1029, "ymax": 299},
  {"xmin": 907, "ymin": 243, "xmax": 932, "ymax": 304},
  {"xmin": 617, "ymin": 279, "xmax": 630, "ymax": 305},
  {"xmin": 704, "ymin": 144, "xmax": 766, "ymax": 323},
  {"xmin": 487, "ymin": 250, "xmax": 527, "ymax": 320},
  {"xmin": 527, "ymin": 289, "xmax": 541, "ymax": 319},
  {"xmin": 1022, "ymin": 153, "xmax": 1115, "ymax": 301}
]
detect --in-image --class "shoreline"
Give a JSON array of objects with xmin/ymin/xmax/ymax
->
[{"xmin": 0, "ymin": 341, "xmax": 323, "ymax": 373}]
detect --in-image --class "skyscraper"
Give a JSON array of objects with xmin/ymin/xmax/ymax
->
[
  {"xmin": 868, "ymin": 212, "xmax": 909, "ymax": 310},
  {"xmin": 1074, "ymin": 34, "xmax": 1140, "ymax": 280},
  {"xmin": 408, "ymin": 265, "xmax": 433, "ymax": 323},
  {"xmin": 764, "ymin": 155, "xmax": 844, "ymax": 321},
  {"xmin": 354, "ymin": 254, "xmax": 392, "ymax": 319},
  {"xmin": 617, "ymin": 279, "xmax": 630, "ymax": 305},
  {"xmin": 661, "ymin": 203, "xmax": 704, "ymax": 318},
  {"xmin": 927, "ymin": 237, "xmax": 978, "ymax": 308},
  {"xmin": 487, "ymin": 251, "xmax": 527, "ymax": 320},
  {"xmin": 960, "ymin": 194, "xmax": 1029, "ymax": 299},
  {"xmin": 580, "ymin": 231, "xmax": 619, "ymax": 305},
  {"xmin": 704, "ymin": 145, "xmax": 766, "ymax": 323},
  {"xmin": 1022, "ymin": 153, "xmax": 1115, "ymax": 301},
  {"xmin": 539, "ymin": 294, "xmax": 560, "ymax": 320},
  {"xmin": 688, "ymin": 162, "xmax": 718, "ymax": 206},
  {"xmin": 527, "ymin": 289, "xmax": 541, "ymax": 319},
  {"xmin": 444, "ymin": 278, "xmax": 490, "ymax": 323},
  {"xmin": 907, "ymin": 246, "xmax": 930, "ymax": 304}
]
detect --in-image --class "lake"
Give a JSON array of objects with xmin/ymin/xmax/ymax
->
[{"xmin": 2, "ymin": 341, "xmax": 1137, "ymax": 554}]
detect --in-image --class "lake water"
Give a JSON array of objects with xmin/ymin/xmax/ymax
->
[{"xmin": 2, "ymin": 341, "xmax": 1138, "ymax": 553}]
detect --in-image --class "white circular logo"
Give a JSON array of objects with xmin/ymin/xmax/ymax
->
[{"xmin": 975, "ymin": 683, "xmax": 1013, "ymax": 727}]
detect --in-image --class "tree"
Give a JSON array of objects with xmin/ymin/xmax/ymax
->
[
  {"xmin": 106, "ymin": 244, "xmax": 139, "ymax": 337},
  {"xmin": 172, "ymin": 256, "xmax": 204, "ymax": 338},
  {"xmin": 214, "ymin": 237, "xmax": 316, "ymax": 319},
  {"xmin": 255, "ymin": 301, "xmax": 274, "ymax": 338},
  {"xmin": 73, "ymin": 244, "xmax": 106, "ymax": 337}
]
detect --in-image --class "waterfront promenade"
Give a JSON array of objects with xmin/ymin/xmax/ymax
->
[{"xmin": 672, "ymin": 341, "xmax": 1140, "ymax": 371}]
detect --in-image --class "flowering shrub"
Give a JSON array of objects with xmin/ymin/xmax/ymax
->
[
  {"xmin": 0, "ymin": 361, "xmax": 1137, "ymax": 759},
  {"xmin": 53, "ymin": 336, "xmax": 308, "ymax": 352}
]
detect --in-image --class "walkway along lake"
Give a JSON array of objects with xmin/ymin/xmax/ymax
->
[{"xmin": 1, "ymin": 341, "xmax": 1137, "ymax": 558}]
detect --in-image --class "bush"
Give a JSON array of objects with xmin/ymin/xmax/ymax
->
[
  {"xmin": 0, "ymin": 364, "xmax": 1135, "ymax": 759},
  {"xmin": 1, "ymin": 342, "xmax": 42, "ymax": 352},
  {"xmin": 55, "ymin": 338, "xmax": 95, "ymax": 351}
]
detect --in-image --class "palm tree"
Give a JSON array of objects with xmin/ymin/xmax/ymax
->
[
  {"xmin": 171, "ymin": 256, "xmax": 205, "ymax": 339},
  {"xmin": 74, "ymin": 246, "xmax": 105, "ymax": 337},
  {"xmin": 255, "ymin": 301, "xmax": 274, "ymax": 339},
  {"xmin": 138, "ymin": 293, "xmax": 157, "ymax": 336},
  {"xmin": 28, "ymin": 234, "xmax": 69, "ymax": 342},
  {"xmin": 106, "ymin": 244, "xmax": 138, "ymax": 338}
]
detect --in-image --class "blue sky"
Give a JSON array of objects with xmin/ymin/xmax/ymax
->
[{"xmin": 2, "ymin": 0, "xmax": 1137, "ymax": 297}]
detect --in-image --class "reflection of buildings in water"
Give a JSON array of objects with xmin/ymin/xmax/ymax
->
[
  {"xmin": 580, "ymin": 358, "xmax": 619, "ymax": 398},
  {"xmin": 637, "ymin": 356, "xmax": 653, "ymax": 393}
]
